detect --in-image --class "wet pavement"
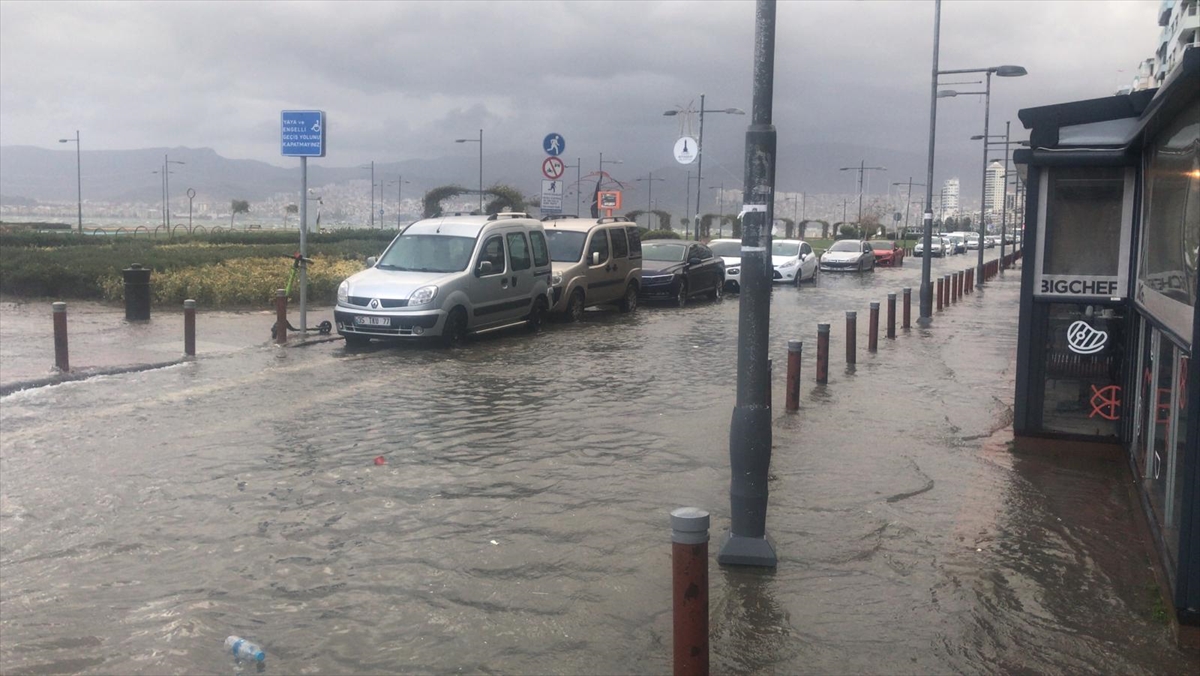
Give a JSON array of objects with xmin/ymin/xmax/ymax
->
[{"xmin": 1, "ymin": 250, "xmax": 1195, "ymax": 674}]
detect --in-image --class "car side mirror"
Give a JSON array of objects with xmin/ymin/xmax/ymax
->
[
  {"xmin": 366, "ymin": 256, "xmax": 376, "ymax": 267},
  {"xmin": 592, "ymin": 251, "xmax": 601, "ymax": 265},
  {"xmin": 477, "ymin": 260, "xmax": 493, "ymax": 276},
  {"xmin": 688, "ymin": 257, "xmax": 702, "ymax": 266}
]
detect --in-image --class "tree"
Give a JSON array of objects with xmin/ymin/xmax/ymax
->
[
  {"xmin": 423, "ymin": 184, "xmax": 528, "ymax": 218},
  {"xmin": 230, "ymin": 199, "xmax": 250, "ymax": 228},
  {"xmin": 778, "ymin": 217, "xmax": 795, "ymax": 239},
  {"xmin": 283, "ymin": 203, "xmax": 298, "ymax": 228},
  {"xmin": 650, "ymin": 209, "xmax": 672, "ymax": 231},
  {"xmin": 729, "ymin": 214, "xmax": 742, "ymax": 239},
  {"xmin": 699, "ymin": 213, "xmax": 722, "ymax": 239}
]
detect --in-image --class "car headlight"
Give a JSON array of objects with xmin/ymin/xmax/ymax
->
[
  {"xmin": 779, "ymin": 259, "xmax": 799, "ymax": 268},
  {"xmin": 408, "ymin": 285, "xmax": 438, "ymax": 306},
  {"xmin": 551, "ymin": 271, "xmax": 563, "ymax": 286},
  {"xmin": 337, "ymin": 280, "xmax": 349, "ymax": 305},
  {"xmin": 728, "ymin": 267, "xmax": 740, "ymax": 275}
]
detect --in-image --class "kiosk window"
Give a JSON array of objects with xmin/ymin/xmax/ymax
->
[
  {"xmin": 1038, "ymin": 302, "xmax": 1126, "ymax": 438},
  {"xmin": 1042, "ymin": 167, "xmax": 1124, "ymax": 277},
  {"xmin": 1140, "ymin": 98, "xmax": 1199, "ymax": 308}
]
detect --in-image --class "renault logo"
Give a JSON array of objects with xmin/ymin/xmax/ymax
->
[{"xmin": 369, "ymin": 298, "xmax": 380, "ymax": 309}]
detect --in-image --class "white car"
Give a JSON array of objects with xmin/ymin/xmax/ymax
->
[
  {"xmin": 708, "ymin": 238, "xmax": 743, "ymax": 291},
  {"xmin": 771, "ymin": 239, "xmax": 819, "ymax": 284},
  {"xmin": 914, "ymin": 238, "xmax": 945, "ymax": 257},
  {"xmin": 819, "ymin": 239, "xmax": 876, "ymax": 272}
]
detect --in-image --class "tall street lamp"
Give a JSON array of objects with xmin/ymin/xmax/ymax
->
[
  {"xmin": 636, "ymin": 173, "xmax": 665, "ymax": 231},
  {"xmin": 664, "ymin": 95, "xmax": 745, "ymax": 230},
  {"xmin": 839, "ymin": 160, "xmax": 886, "ymax": 224},
  {"xmin": 563, "ymin": 157, "xmax": 582, "ymax": 216},
  {"xmin": 972, "ymin": 121, "xmax": 1016, "ymax": 267},
  {"xmin": 151, "ymin": 168, "xmax": 172, "ymax": 230},
  {"xmin": 57, "ymin": 131, "xmax": 82, "ymax": 235},
  {"xmin": 939, "ymin": 65, "xmax": 1026, "ymax": 287},
  {"xmin": 388, "ymin": 176, "xmax": 410, "ymax": 228},
  {"xmin": 163, "ymin": 156, "xmax": 185, "ymax": 235},
  {"xmin": 358, "ymin": 162, "xmax": 375, "ymax": 227},
  {"xmin": 893, "ymin": 178, "xmax": 925, "ymax": 241},
  {"xmin": 596, "ymin": 153, "xmax": 622, "ymax": 217},
  {"xmin": 455, "ymin": 129, "xmax": 483, "ymax": 212}
]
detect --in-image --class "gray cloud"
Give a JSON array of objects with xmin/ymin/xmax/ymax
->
[{"xmin": 0, "ymin": 0, "xmax": 1161, "ymax": 198}]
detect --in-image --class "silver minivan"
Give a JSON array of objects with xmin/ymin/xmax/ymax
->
[
  {"xmin": 542, "ymin": 216, "xmax": 642, "ymax": 320},
  {"xmin": 335, "ymin": 213, "xmax": 552, "ymax": 346}
]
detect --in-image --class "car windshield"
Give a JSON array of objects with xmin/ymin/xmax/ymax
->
[
  {"xmin": 544, "ymin": 230, "xmax": 587, "ymax": 262},
  {"xmin": 869, "ymin": 241, "xmax": 894, "ymax": 251},
  {"xmin": 376, "ymin": 234, "xmax": 476, "ymax": 273},
  {"xmin": 709, "ymin": 241, "xmax": 741, "ymax": 257},
  {"xmin": 829, "ymin": 240, "xmax": 861, "ymax": 253},
  {"xmin": 771, "ymin": 241, "xmax": 800, "ymax": 256},
  {"xmin": 642, "ymin": 242, "xmax": 687, "ymax": 262}
]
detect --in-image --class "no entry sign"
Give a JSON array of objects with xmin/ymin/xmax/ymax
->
[{"xmin": 542, "ymin": 157, "xmax": 565, "ymax": 180}]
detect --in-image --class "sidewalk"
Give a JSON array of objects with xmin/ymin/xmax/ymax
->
[{"xmin": 0, "ymin": 299, "xmax": 338, "ymax": 391}]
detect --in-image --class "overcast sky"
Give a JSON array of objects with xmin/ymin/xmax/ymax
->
[{"xmin": 0, "ymin": 0, "xmax": 1162, "ymax": 197}]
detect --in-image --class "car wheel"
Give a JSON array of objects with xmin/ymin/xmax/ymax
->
[
  {"xmin": 441, "ymin": 307, "xmax": 468, "ymax": 348},
  {"xmin": 618, "ymin": 283, "xmax": 638, "ymax": 313},
  {"xmin": 567, "ymin": 289, "xmax": 585, "ymax": 322},
  {"xmin": 794, "ymin": 270, "xmax": 804, "ymax": 287},
  {"xmin": 675, "ymin": 279, "xmax": 688, "ymax": 308},
  {"xmin": 711, "ymin": 280, "xmax": 723, "ymax": 301},
  {"xmin": 343, "ymin": 333, "xmax": 370, "ymax": 347},
  {"xmin": 525, "ymin": 297, "xmax": 548, "ymax": 333}
]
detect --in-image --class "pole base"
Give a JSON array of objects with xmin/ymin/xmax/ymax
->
[{"xmin": 717, "ymin": 531, "xmax": 777, "ymax": 567}]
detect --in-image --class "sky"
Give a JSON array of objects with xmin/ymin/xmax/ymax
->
[{"xmin": 0, "ymin": 0, "xmax": 1164, "ymax": 198}]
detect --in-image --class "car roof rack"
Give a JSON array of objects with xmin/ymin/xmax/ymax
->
[
  {"xmin": 487, "ymin": 212, "xmax": 529, "ymax": 220},
  {"xmin": 540, "ymin": 214, "xmax": 581, "ymax": 222},
  {"xmin": 597, "ymin": 216, "xmax": 631, "ymax": 224}
]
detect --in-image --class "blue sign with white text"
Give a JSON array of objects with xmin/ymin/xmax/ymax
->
[
  {"xmin": 281, "ymin": 110, "xmax": 326, "ymax": 157},
  {"xmin": 543, "ymin": 133, "xmax": 565, "ymax": 156}
]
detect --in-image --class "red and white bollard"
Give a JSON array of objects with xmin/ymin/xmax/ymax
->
[{"xmin": 671, "ymin": 507, "xmax": 709, "ymax": 676}]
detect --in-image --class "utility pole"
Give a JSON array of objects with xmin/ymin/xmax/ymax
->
[
  {"xmin": 719, "ymin": 0, "xmax": 777, "ymax": 568},
  {"xmin": 919, "ymin": 0, "xmax": 942, "ymax": 323}
]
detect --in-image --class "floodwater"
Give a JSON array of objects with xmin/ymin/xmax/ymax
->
[{"xmin": 1, "ymin": 251, "xmax": 1193, "ymax": 674}]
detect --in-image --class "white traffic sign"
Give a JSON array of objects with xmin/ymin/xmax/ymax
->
[
  {"xmin": 541, "ymin": 179, "xmax": 563, "ymax": 213},
  {"xmin": 674, "ymin": 136, "xmax": 698, "ymax": 165},
  {"xmin": 542, "ymin": 156, "xmax": 565, "ymax": 180}
]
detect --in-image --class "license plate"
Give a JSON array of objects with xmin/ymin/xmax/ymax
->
[{"xmin": 355, "ymin": 316, "xmax": 390, "ymax": 326}]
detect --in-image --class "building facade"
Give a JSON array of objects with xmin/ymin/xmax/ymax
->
[
  {"xmin": 1013, "ymin": 49, "xmax": 1199, "ymax": 638},
  {"xmin": 984, "ymin": 161, "xmax": 1005, "ymax": 219},
  {"xmin": 1155, "ymin": 0, "xmax": 1199, "ymax": 87},
  {"xmin": 940, "ymin": 178, "xmax": 960, "ymax": 219}
]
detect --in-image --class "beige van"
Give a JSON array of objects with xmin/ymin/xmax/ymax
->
[{"xmin": 542, "ymin": 216, "xmax": 643, "ymax": 320}]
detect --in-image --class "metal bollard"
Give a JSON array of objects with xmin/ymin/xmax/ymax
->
[
  {"xmin": 935, "ymin": 277, "xmax": 943, "ymax": 311},
  {"xmin": 846, "ymin": 311, "xmax": 857, "ymax": 365},
  {"xmin": 122, "ymin": 263, "xmax": 152, "ymax": 321},
  {"xmin": 52, "ymin": 302, "xmax": 69, "ymax": 372},
  {"xmin": 816, "ymin": 323, "xmax": 830, "ymax": 384},
  {"xmin": 183, "ymin": 299, "xmax": 196, "ymax": 357},
  {"xmin": 275, "ymin": 289, "xmax": 288, "ymax": 345},
  {"xmin": 958, "ymin": 270, "xmax": 964, "ymax": 298},
  {"xmin": 887, "ymin": 293, "xmax": 896, "ymax": 339},
  {"xmin": 952, "ymin": 272, "xmax": 958, "ymax": 304},
  {"xmin": 902, "ymin": 287, "xmax": 911, "ymax": 329},
  {"xmin": 868, "ymin": 302, "xmax": 879, "ymax": 353},
  {"xmin": 967, "ymin": 267, "xmax": 974, "ymax": 293},
  {"xmin": 671, "ymin": 508, "xmax": 709, "ymax": 676},
  {"xmin": 944, "ymin": 275, "xmax": 951, "ymax": 307},
  {"xmin": 786, "ymin": 340, "xmax": 802, "ymax": 412},
  {"xmin": 766, "ymin": 358, "xmax": 772, "ymax": 409}
]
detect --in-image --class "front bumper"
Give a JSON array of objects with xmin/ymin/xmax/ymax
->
[
  {"xmin": 819, "ymin": 260, "xmax": 860, "ymax": 271},
  {"xmin": 639, "ymin": 274, "xmax": 680, "ymax": 299},
  {"xmin": 772, "ymin": 266, "xmax": 800, "ymax": 282},
  {"xmin": 335, "ymin": 306, "xmax": 444, "ymax": 338}
]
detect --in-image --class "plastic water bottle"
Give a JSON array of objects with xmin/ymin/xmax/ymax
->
[{"xmin": 225, "ymin": 636, "xmax": 265, "ymax": 663}]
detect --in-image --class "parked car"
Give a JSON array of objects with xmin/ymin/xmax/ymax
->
[
  {"xmin": 335, "ymin": 213, "xmax": 552, "ymax": 346},
  {"xmin": 984, "ymin": 236, "xmax": 999, "ymax": 248},
  {"xmin": 941, "ymin": 235, "xmax": 957, "ymax": 254},
  {"xmin": 639, "ymin": 240, "xmax": 725, "ymax": 306},
  {"xmin": 868, "ymin": 240, "xmax": 905, "ymax": 267},
  {"xmin": 947, "ymin": 234, "xmax": 967, "ymax": 254},
  {"xmin": 819, "ymin": 239, "xmax": 876, "ymax": 272},
  {"xmin": 542, "ymin": 216, "xmax": 641, "ymax": 321},
  {"xmin": 965, "ymin": 233, "xmax": 981, "ymax": 250},
  {"xmin": 914, "ymin": 238, "xmax": 945, "ymax": 257},
  {"xmin": 771, "ymin": 239, "xmax": 819, "ymax": 284},
  {"xmin": 708, "ymin": 238, "xmax": 742, "ymax": 291}
]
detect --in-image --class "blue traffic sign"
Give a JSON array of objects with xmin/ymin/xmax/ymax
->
[
  {"xmin": 281, "ymin": 110, "xmax": 326, "ymax": 157},
  {"xmin": 542, "ymin": 133, "xmax": 565, "ymax": 156}
]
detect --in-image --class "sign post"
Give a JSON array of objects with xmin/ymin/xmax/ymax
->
[{"xmin": 281, "ymin": 110, "xmax": 326, "ymax": 336}]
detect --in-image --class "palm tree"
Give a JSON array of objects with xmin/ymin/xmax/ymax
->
[
  {"xmin": 230, "ymin": 200, "xmax": 250, "ymax": 228},
  {"xmin": 283, "ymin": 203, "xmax": 298, "ymax": 227}
]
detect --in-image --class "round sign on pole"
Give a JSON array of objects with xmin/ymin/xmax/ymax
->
[
  {"xmin": 543, "ymin": 133, "xmax": 565, "ymax": 157},
  {"xmin": 542, "ymin": 156, "xmax": 565, "ymax": 180},
  {"xmin": 674, "ymin": 136, "xmax": 698, "ymax": 165}
]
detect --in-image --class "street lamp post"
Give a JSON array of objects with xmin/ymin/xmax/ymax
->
[
  {"xmin": 636, "ymin": 173, "xmax": 665, "ymax": 231},
  {"xmin": 893, "ymin": 178, "xmax": 925, "ymax": 242},
  {"xmin": 709, "ymin": 184, "xmax": 726, "ymax": 236},
  {"xmin": 973, "ymin": 121, "xmax": 1016, "ymax": 267},
  {"xmin": 389, "ymin": 176, "xmax": 410, "ymax": 228},
  {"xmin": 664, "ymin": 96, "xmax": 745, "ymax": 236},
  {"xmin": 563, "ymin": 158, "xmax": 582, "ymax": 216},
  {"xmin": 57, "ymin": 131, "xmax": 82, "ymax": 235},
  {"xmin": 597, "ymin": 153, "xmax": 622, "ymax": 217},
  {"xmin": 187, "ymin": 188, "xmax": 195, "ymax": 233},
  {"xmin": 455, "ymin": 129, "xmax": 484, "ymax": 212},
  {"xmin": 163, "ymin": 156, "xmax": 185, "ymax": 235},
  {"xmin": 839, "ymin": 160, "xmax": 886, "ymax": 224}
]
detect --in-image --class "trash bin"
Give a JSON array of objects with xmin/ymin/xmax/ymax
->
[{"xmin": 123, "ymin": 263, "xmax": 151, "ymax": 321}]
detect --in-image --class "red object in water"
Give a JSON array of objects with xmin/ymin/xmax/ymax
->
[{"xmin": 373, "ymin": 456, "xmax": 386, "ymax": 465}]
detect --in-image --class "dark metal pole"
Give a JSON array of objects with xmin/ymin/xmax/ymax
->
[
  {"xmin": 74, "ymin": 131, "xmax": 82, "ymax": 235},
  {"xmin": 887, "ymin": 293, "xmax": 896, "ymax": 339},
  {"xmin": 999, "ymin": 121, "xmax": 1010, "ymax": 269},
  {"xmin": 577, "ymin": 157, "xmax": 581, "ymax": 216},
  {"xmin": 165, "ymin": 154, "xmax": 171, "ymax": 233},
  {"xmin": 857, "ymin": 159, "xmax": 864, "ymax": 223},
  {"xmin": 183, "ymin": 299, "xmax": 196, "ymax": 357},
  {"xmin": 868, "ymin": 303, "xmax": 879, "ymax": 353},
  {"xmin": 695, "ymin": 93, "xmax": 706, "ymax": 225},
  {"xmin": 902, "ymin": 287, "xmax": 911, "ymax": 328},
  {"xmin": 785, "ymin": 340, "xmax": 802, "ymax": 411},
  {"xmin": 478, "ymin": 128, "xmax": 484, "ymax": 212},
  {"xmin": 846, "ymin": 311, "xmax": 857, "ymax": 364},
  {"xmin": 976, "ymin": 71, "xmax": 992, "ymax": 286},
  {"xmin": 370, "ymin": 160, "xmax": 375, "ymax": 227},
  {"xmin": 720, "ymin": 0, "xmax": 777, "ymax": 568},
  {"xmin": 53, "ymin": 302, "xmax": 69, "ymax": 372},
  {"xmin": 685, "ymin": 170, "xmax": 691, "ymax": 238},
  {"xmin": 920, "ymin": 0, "xmax": 941, "ymax": 323},
  {"xmin": 398, "ymin": 175, "xmax": 403, "ymax": 228}
]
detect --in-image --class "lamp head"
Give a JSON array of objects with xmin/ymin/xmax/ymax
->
[
  {"xmin": 937, "ymin": 90, "xmax": 958, "ymax": 98},
  {"xmin": 58, "ymin": 139, "xmax": 70, "ymax": 143},
  {"xmin": 994, "ymin": 65, "xmax": 1028, "ymax": 77},
  {"xmin": 724, "ymin": 108, "xmax": 746, "ymax": 115},
  {"xmin": 970, "ymin": 135, "xmax": 985, "ymax": 140},
  {"xmin": 662, "ymin": 110, "xmax": 678, "ymax": 117}
]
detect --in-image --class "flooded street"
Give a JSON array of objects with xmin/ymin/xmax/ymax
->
[{"xmin": 2, "ymin": 252, "xmax": 1193, "ymax": 674}]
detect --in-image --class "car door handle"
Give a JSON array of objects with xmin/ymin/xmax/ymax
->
[
  {"xmin": 511, "ymin": 276, "xmax": 518, "ymax": 285},
  {"xmin": 500, "ymin": 279, "xmax": 509, "ymax": 289}
]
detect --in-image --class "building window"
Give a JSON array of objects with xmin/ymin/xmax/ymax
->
[
  {"xmin": 1138, "ymin": 98, "xmax": 1199, "ymax": 343},
  {"xmin": 1039, "ymin": 302, "xmax": 1127, "ymax": 437}
]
